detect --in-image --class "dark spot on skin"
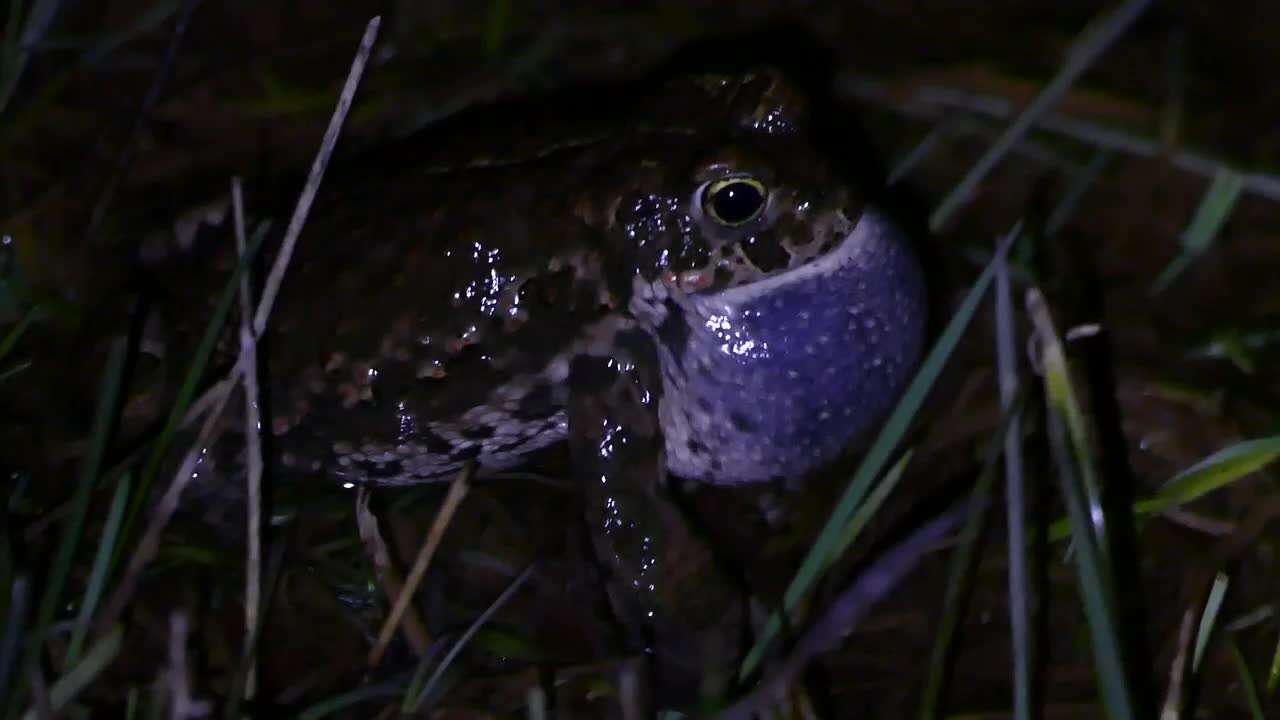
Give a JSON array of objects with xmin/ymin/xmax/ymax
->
[
  {"xmin": 729, "ymin": 412, "xmax": 756, "ymax": 432},
  {"xmin": 515, "ymin": 383, "xmax": 557, "ymax": 420},
  {"xmin": 713, "ymin": 265, "xmax": 734, "ymax": 289},
  {"xmin": 450, "ymin": 445, "xmax": 481, "ymax": 462},
  {"xmin": 568, "ymin": 354, "xmax": 615, "ymax": 393},
  {"xmin": 496, "ymin": 437, "xmax": 529, "ymax": 453},
  {"xmin": 696, "ymin": 396, "xmax": 713, "ymax": 413},
  {"xmin": 687, "ymin": 439, "xmax": 706, "ymax": 454},
  {"xmin": 461, "ymin": 424, "xmax": 495, "ymax": 440},
  {"xmin": 655, "ymin": 301, "xmax": 689, "ymax": 362},
  {"xmin": 710, "ymin": 458, "xmax": 723, "ymax": 472},
  {"xmin": 420, "ymin": 430, "xmax": 453, "ymax": 455},
  {"xmin": 366, "ymin": 459, "xmax": 405, "ymax": 478},
  {"xmin": 740, "ymin": 234, "xmax": 790, "ymax": 272},
  {"xmin": 613, "ymin": 327, "xmax": 658, "ymax": 359},
  {"xmin": 570, "ymin": 279, "xmax": 604, "ymax": 312}
]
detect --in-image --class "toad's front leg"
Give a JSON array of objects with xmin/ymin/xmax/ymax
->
[{"xmin": 567, "ymin": 332, "xmax": 744, "ymax": 699}]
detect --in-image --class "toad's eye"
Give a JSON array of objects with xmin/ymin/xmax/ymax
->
[{"xmin": 701, "ymin": 176, "xmax": 767, "ymax": 227}]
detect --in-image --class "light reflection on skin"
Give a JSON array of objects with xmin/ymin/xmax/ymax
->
[
  {"xmin": 451, "ymin": 239, "xmax": 518, "ymax": 316},
  {"xmin": 703, "ymin": 306, "xmax": 771, "ymax": 361}
]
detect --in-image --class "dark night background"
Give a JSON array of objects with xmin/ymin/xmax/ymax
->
[{"xmin": 3, "ymin": 1, "xmax": 1280, "ymax": 718}]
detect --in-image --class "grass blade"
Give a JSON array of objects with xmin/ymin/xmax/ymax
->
[
  {"xmin": 1034, "ymin": 298, "xmax": 1109, "ymax": 562},
  {"xmin": 222, "ymin": 536, "xmax": 289, "ymax": 720},
  {"xmin": 1048, "ymin": 436, "xmax": 1280, "ymax": 542},
  {"xmin": 738, "ymin": 225, "xmax": 1020, "ymax": 681},
  {"xmin": 16, "ymin": 338, "xmax": 125, "ymax": 707},
  {"xmin": 1138, "ymin": 437, "xmax": 1280, "ymax": 516},
  {"xmin": 888, "ymin": 116, "xmax": 960, "ymax": 185},
  {"xmin": 115, "ymin": 222, "xmax": 269, "ymax": 568},
  {"xmin": 1028, "ymin": 288, "xmax": 1135, "ymax": 720},
  {"xmin": 1159, "ymin": 609, "xmax": 1197, "ymax": 719},
  {"xmin": 526, "ymin": 686, "xmax": 547, "ymax": 720},
  {"xmin": 370, "ymin": 465, "xmax": 470, "ymax": 670},
  {"xmin": 1192, "ymin": 573, "xmax": 1229, "ymax": 673},
  {"xmin": 19, "ymin": 626, "xmax": 122, "ymax": 720},
  {"xmin": 917, "ymin": 448, "xmax": 999, "ymax": 719},
  {"xmin": 0, "ymin": 576, "xmax": 30, "ymax": 707},
  {"xmin": 995, "ymin": 247, "xmax": 1032, "ymax": 720},
  {"xmin": 64, "ymin": 473, "xmax": 131, "ymax": 665},
  {"xmin": 1269, "ymin": 626, "xmax": 1280, "ymax": 695},
  {"xmin": 722, "ymin": 505, "xmax": 968, "ymax": 720},
  {"xmin": 409, "ymin": 563, "xmax": 535, "ymax": 712},
  {"xmin": 1229, "ymin": 637, "xmax": 1266, "ymax": 720},
  {"xmin": 0, "ymin": 0, "xmax": 63, "ymax": 115},
  {"xmin": 300, "ymin": 678, "xmax": 407, "ymax": 720},
  {"xmin": 77, "ymin": 0, "xmax": 183, "ymax": 67},
  {"xmin": 483, "ymin": 0, "xmax": 512, "ymax": 57},
  {"xmin": 1151, "ymin": 166, "xmax": 1245, "ymax": 293},
  {"xmin": 0, "ymin": 306, "xmax": 38, "ymax": 365},
  {"xmin": 252, "ymin": 15, "xmax": 380, "ymax": 337},
  {"xmin": 929, "ymin": 0, "xmax": 1156, "ymax": 231},
  {"xmin": 833, "ymin": 450, "xmax": 913, "ymax": 557},
  {"xmin": 1046, "ymin": 149, "xmax": 1111, "ymax": 238}
]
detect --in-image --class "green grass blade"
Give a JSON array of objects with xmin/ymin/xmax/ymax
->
[
  {"xmin": 918, "ymin": 447, "xmax": 999, "ymax": 719},
  {"xmin": 1229, "ymin": 637, "xmax": 1266, "ymax": 720},
  {"xmin": 888, "ymin": 116, "xmax": 960, "ymax": 185},
  {"xmin": 2, "ymin": 0, "xmax": 24, "ymax": 61},
  {"xmin": 64, "ymin": 473, "xmax": 131, "ymax": 665},
  {"xmin": 1048, "ymin": 436, "xmax": 1280, "ymax": 542},
  {"xmin": 19, "ymin": 626, "xmax": 122, "ymax": 720},
  {"xmin": 115, "ymin": 221, "xmax": 269, "ymax": 568},
  {"xmin": 483, "ymin": 0, "xmax": 512, "ymax": 57},
  {"xmin": 833, "ymin": 450, "xmax": 913, "ymax": 557},
  {"xmin": 0, "ymin": 306, "xmax": 38, "ymax": 365},
  {"xmin": 0, "ymin": 360, "xmax": 30, "ymax": 384},
  {"xmin": 1029, "ymin": 289, "xmax": 1135, "ymax": 720},
  {"xmin": 300, "ymin": 679, "xmax": 407, "ymax": 720},
  {"xmin": 738, "ymin": 225, "xmax": 1020, "ymax": 681},
  {"xmin": 995, "ymin": 249, "xmax": 1032, "ymax": 720},
  {"xmin": 1192, "ymin": 573, "xmax": 1229, "ymax": 673},
  {"xmin": 18, "ymin": 338, "xmax": 125, "ymax": 700},
  {"xmin": 409, "ymin": 563, "xmax": 535, "ymax": 711},
  {"xmin": 0, "ymin": 576, "xmax": 31, "ymax": 708},
  {"xmin": 77, "ymin": 0, "xmax": 183, "ymax": 67},
  {"xmin": 928, "ymin": 0, "xmax": 1155, "ymax": 231},
  {"xmin": 1028, "ymin": 291, "xmax": 1110, "ymax": 564},
  {"xmin": 1045, "ymin": 149, "xmax": 1111, "ymax": 238},
  {"xmin": 1138, "ymin": 437, "xmax": 1280, "ymax": 516},
  {"xmin": 1151, "ymin": 167, "xmax": 1245, "ymax": 294},
  {"xmin": 1267, "ymin": 624, "xmax": 1280, "ymax": 694},
  {"xmin": 402, "ymin": 639, "xmax": 445, "ymax": 711},
  {"xmin": 0, "ymin": 0, "xmax": 63, "ymax": 115}
]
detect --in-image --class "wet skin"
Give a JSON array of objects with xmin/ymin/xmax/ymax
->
[{"xmin": 170, "ymin": 69, "xmax": 927, "ymax": 683}]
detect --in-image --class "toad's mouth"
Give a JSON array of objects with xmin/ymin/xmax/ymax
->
[
  {"xmin": 653, "ymin": 205, "xmax": 868, "ymax": 298},
  {"xmin": 705, "ymin": 206, "xmax": 880, "ymax": 305}
]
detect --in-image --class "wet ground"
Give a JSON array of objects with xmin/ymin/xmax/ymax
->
[{"xmin": 3, "ymin": 1, "xmax": 1280, "ymax": 717}]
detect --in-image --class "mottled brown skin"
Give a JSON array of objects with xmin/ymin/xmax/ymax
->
[
  {"xmin": 199, "ymin": 70, "xmax": 875, "ymax": 488},
  {"xmin": 160, "ymin": 69, "xmax": 925, "ymax": 698}
]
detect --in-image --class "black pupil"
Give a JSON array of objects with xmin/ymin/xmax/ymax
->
[{"xmin": 711, "ymin": 181, "xmax": 764, "ymax": 224}]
